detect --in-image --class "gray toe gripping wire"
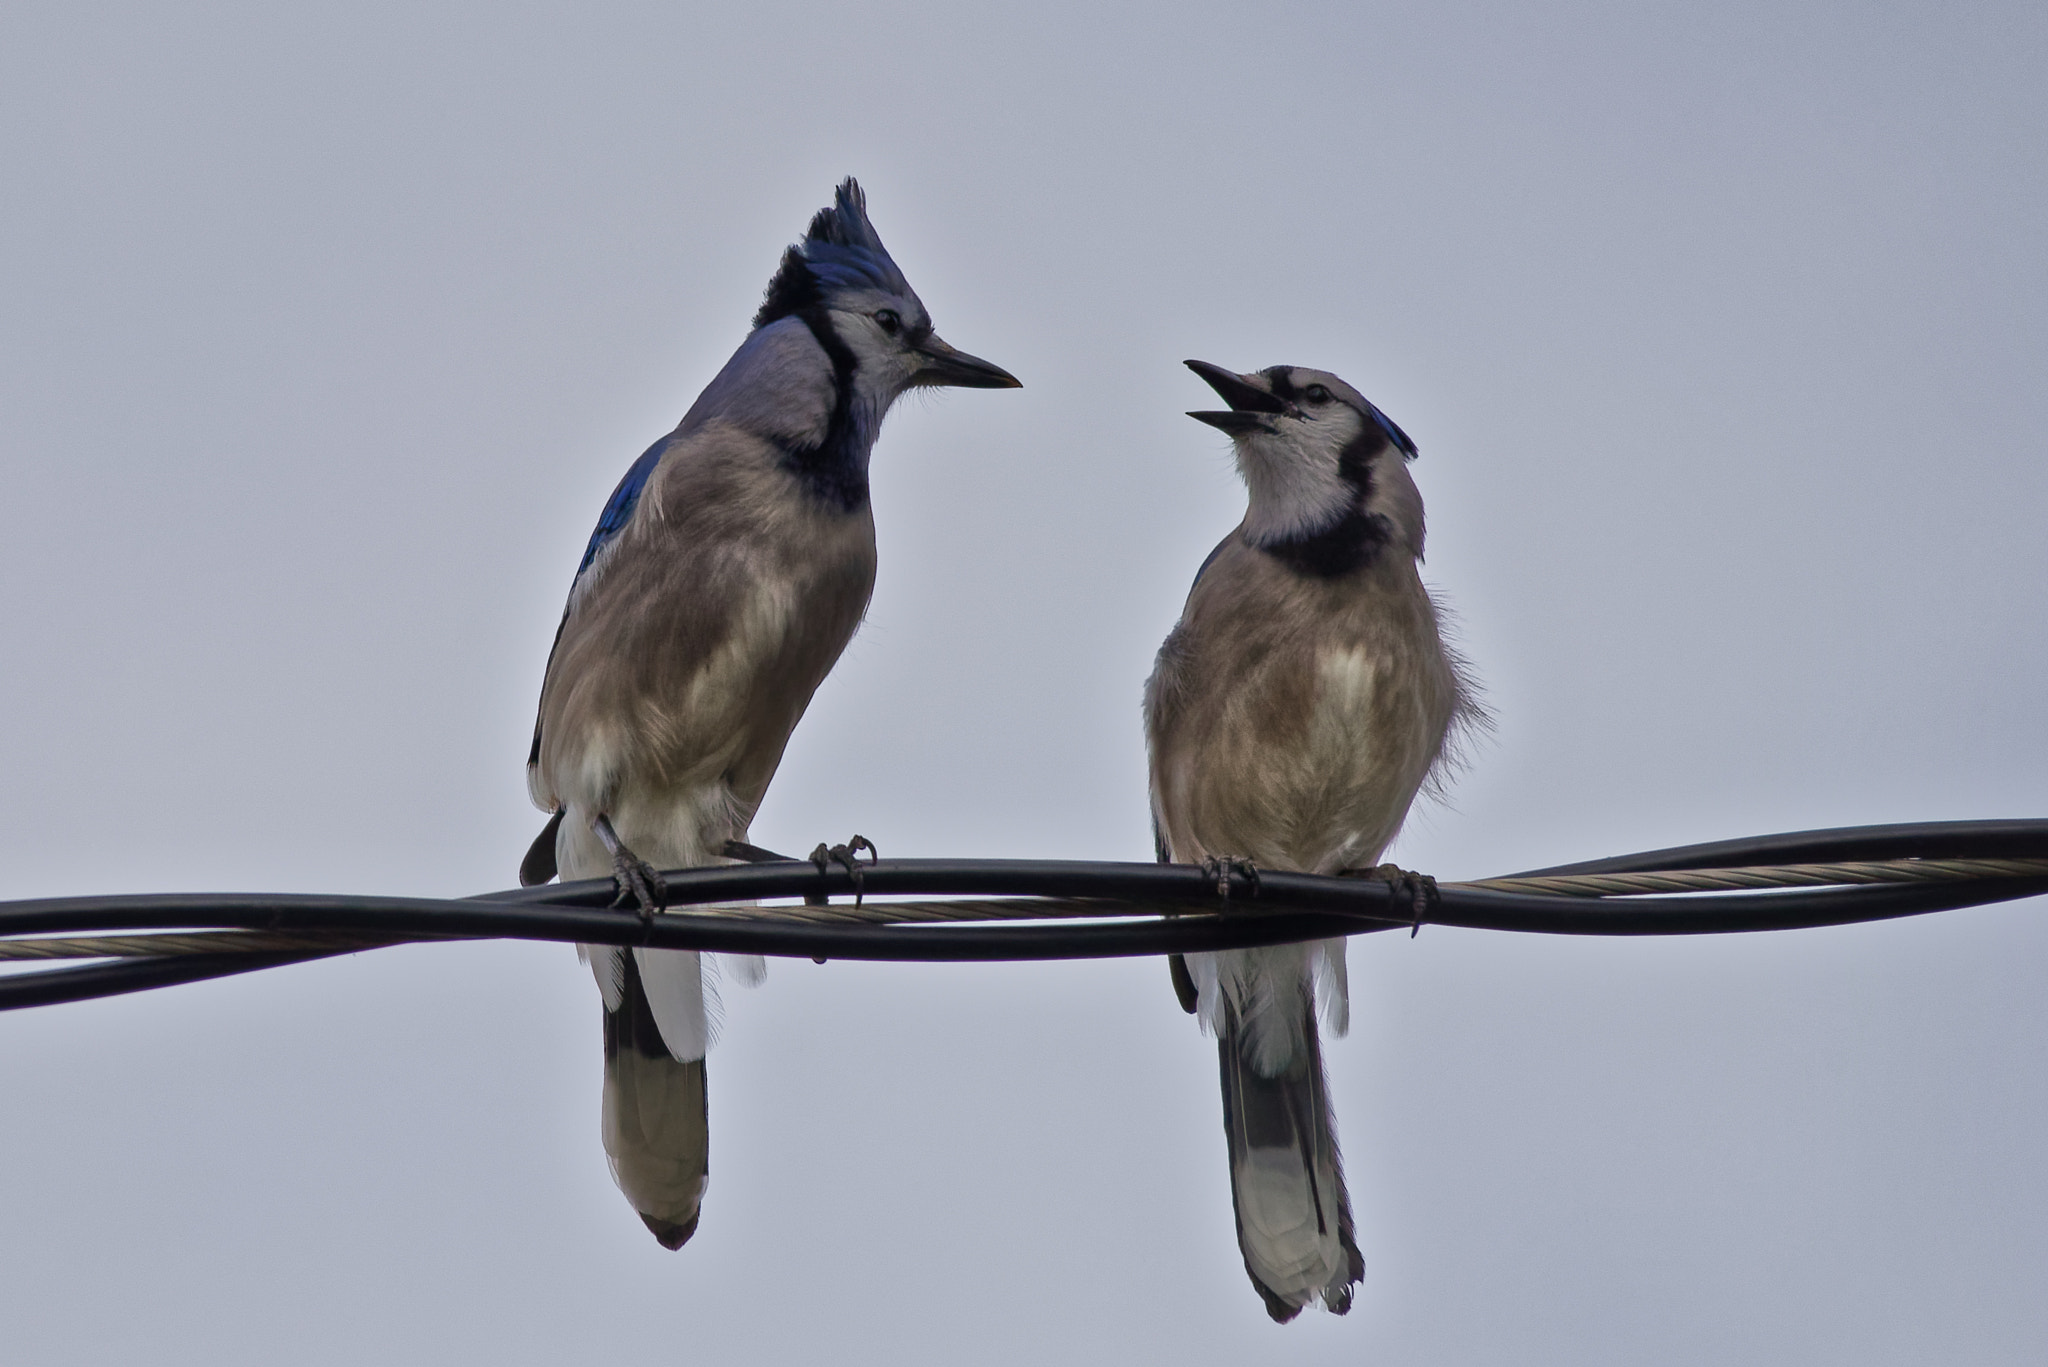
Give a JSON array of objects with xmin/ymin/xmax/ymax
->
[{"xmin": 3, "ymin": 820, "xmax": 2046, "ymax": 1012}]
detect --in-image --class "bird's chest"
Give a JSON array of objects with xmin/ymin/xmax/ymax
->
[
  {"xmin": 1225, "ymin": 634, "xmax": 1435, "ymax": 785},
  {"xmin": 712, "ymin": 543, "xmax": 868, "ymax": 690},
  {"xmin": 650, "ymin": 506, "xmax": 876, "ymax": 710},
  {"xmin": 1161, "ymin": 567, "xmax": 1450, "ymax": 867}
]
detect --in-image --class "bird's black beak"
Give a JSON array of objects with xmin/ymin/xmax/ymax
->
[
  {"xmin": 1184, "ymin": 359, "xmax": 1290, "ymax": 432},
  {"xmin": 911, "ymin": 334, "xmax": 1022, "ymax": 390}
]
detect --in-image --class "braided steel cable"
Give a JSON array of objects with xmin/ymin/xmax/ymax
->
[{"xmin": 1463, "ymin": 857, "xmax": 2048, "ymax": 897}]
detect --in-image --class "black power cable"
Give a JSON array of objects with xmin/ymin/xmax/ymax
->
[{"xmin": 3, "ymin": 820, "xmax": 2045, "ymax": 1013}]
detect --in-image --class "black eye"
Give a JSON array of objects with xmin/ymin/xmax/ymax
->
[
  {"xmin": 873, "ymin": 309, "xmax": 901, "ymax": 335},
  {"xmin": 1304, "ymin": 384, "xmax": 1333, "ymax": 405}
]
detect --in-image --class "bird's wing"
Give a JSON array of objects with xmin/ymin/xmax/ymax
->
[
  {"xmin": 576, "ymin": 435, "xmax": 670, "ymax": 579},
  {"xmin": 527, "ymin": 434, "xmax": 673, "ymax": 776}
]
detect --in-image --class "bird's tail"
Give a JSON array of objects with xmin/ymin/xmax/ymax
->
[
  {"xmin": 1217, "ymin": 997, "xmax": 1364, "ymax": 1321},
  {"xmin": 601, "ymin": 948, "xmax": 708, "ymax": 1249}
]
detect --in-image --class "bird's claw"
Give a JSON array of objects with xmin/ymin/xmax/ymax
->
[
  {"xmin": 610, "ymin": 852, "xmax": 667, "ymax": 922},
  {"xmin": 1200, "ymin": 855, "xmax": 1260, "ymax": 906},
  {"xmin": 1351, "ymin": 862, "xmax": 1438, "ymax": 936},
  {"xmin": 809, "ymin": 834, "xmax": 879, "ymax": 907}
]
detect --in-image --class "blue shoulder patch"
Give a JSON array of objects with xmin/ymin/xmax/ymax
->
[
  {"xmin": 1369, "ymin": 403, "xmax": 1418, "ymax": 459},
  {"xmin": 576, "ymin": 436, "xmax": 668, "ymax": 577}
]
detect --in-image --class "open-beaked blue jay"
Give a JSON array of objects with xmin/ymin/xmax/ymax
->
[
  {"xmin": 1145, "ymin": 360, "xmax": 1480, "ymax": 1321},
  {"xmin": 520, "ymin": 179, "xmax": 1018, "ymax": 1248}
]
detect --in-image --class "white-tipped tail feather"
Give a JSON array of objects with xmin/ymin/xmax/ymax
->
[
  {"xmin": 602, "ymin": 948, "xmax": 710, "ymax": 1249},
  {"xmin": 564, "ymin": 834, "xmax": 769, "ymax": 1248},
  {"xmin": 1218, "ymin": 997, "xmax": 1364, "ymax": 1321}
]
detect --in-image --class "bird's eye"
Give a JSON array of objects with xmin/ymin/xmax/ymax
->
[
  {"xmin": 1304, "ymin": 384, "xmax": 1333, "ymax": 405},
  {"xmin": 874, "ymin": 309, "xmax": 902, "ymax": 335}
]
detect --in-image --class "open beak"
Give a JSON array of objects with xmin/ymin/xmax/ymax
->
[
  {"xmin": 911, "ymin": 334, "xmax": 1022, "ymax": 390},
  {"xmin": 1184, "ymin": 359, "xmax": 1292, "ymax": 433}
]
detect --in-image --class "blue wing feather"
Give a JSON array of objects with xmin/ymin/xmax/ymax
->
[{"xmin": 576, "ymin": 436, "xmax": 669, "ymax": 577}]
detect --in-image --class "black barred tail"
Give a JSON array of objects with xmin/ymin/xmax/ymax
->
[
  {"xmin": 1218, "ymin": 1001, "xmax": 1364, "ymax": 1321},
  {"xmin": 601, "ymin": 950, "xmax": 708, "ymax": 1249}
]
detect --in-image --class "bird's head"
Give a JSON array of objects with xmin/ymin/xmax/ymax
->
[
  {"xmin": 1185, "ymin": 360, "xmax": 1425, "ymax": 554},
  {"xmin": 754, "ymin": 179, "xmax": 1020, "ymax": 403}
]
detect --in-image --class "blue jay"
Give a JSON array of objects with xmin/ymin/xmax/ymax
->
[
  {"xmin": 1144, "ymin": 360, "xmax": 1479, "ymax": 1321},
  {"xmin": 521, "ymin": 179, "xmax": 1019, "ymax": 1248}
]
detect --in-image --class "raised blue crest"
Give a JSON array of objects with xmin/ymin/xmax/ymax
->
[{"xmin": 753, "ymin": 178, "xmax": 914, "ymax": 328}]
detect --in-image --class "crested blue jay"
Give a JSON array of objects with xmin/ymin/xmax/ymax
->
[
  {"xmin": 521, "ymin": 179, "xmax": 1019, "ymax": 1248},
  {"xmin": 1145, "ymin": 360, "xmax": 1480, "ymax": 1321}
]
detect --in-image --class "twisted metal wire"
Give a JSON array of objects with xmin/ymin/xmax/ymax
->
[
  {"xmin": 0, "ymin": 931, "xmax": 416, "ymax": 960},
  {"xmin": 1461, "ymin": 856, "xmax": 2048, "ymax": 897}
]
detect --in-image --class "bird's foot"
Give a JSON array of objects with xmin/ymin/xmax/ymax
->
[
  {"xmin": 610, "ymin": 849, "xmax": 667, "ymax": 922},
  {"xmin": 1199, "ymin": 855, "xmax": 1260, "ymax": 905},
  {"xmin": 1348, "ymin": 862, "xmax": 1438, "ymax": 936},
  {"xmin": 592, "ymin": 814, "xmax": 666, "ymax": 921},
  {"xmin": 809, "ymin": 834, "xmax": 879, "ymax": 907}
]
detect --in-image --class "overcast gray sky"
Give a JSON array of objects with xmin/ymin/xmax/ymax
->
[{"xmin": 4, "ymin": 1, "xmax": 2047, "ymax": 1362}]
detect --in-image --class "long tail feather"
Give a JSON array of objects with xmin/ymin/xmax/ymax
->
[
  {"xmin": 1218, "ymin": 998, "xmax": 1364, "ymax": 1321},
  {"xmin": 602, "ymin": 949, "xmax": 708, "ymax": 1249}
]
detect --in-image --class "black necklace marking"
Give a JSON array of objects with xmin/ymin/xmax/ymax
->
[
  {"xmin": 1257, "ymin": 506, "xmax": 1394, "ymax": 577},
  {"xmin": 778, "ymin": 307, "xmax": 868, "ymax": 513},
  {"xmin": 1255, "ymin": 426, "xmax": 1395, "ymax": 579}
]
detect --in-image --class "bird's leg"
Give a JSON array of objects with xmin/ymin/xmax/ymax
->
[
  {"xmin": 808, "ymin": 834, "xmax": 879, "ymax": 907},
  {"xmin": 1348, "ymin": 862, "xmax": 1439, "ymax": 937},
  {"xmin": 594, "ymin": 814, "xmax": 666, "ymax": 921},
  {"xmin": 1199, "ymin": 856, "xmax": 1261, "ymax": 906}
]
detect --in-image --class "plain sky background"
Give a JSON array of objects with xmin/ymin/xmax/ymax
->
[{"xmin": 3, "ymin": 2, "xmax": 2046, "ymax": 1362}]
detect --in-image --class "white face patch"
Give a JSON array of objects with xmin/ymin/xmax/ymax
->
[
  {"xmin": 830, "ymin": 291, "xmax": 931, "ymax": 411},
  {"xmin": 1234, "ymin": 400, "xmax": 1369, "ymax": 544}
]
